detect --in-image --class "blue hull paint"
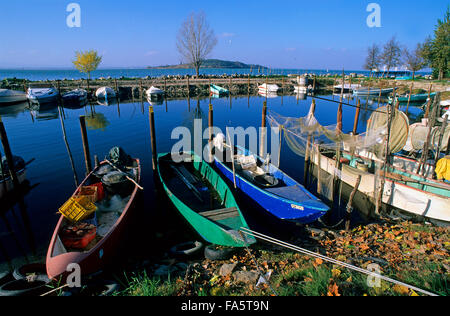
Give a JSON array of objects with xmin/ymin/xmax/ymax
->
[{"xmin": 213, "ymin": 148, "xmax": 329, "ymax": 224}]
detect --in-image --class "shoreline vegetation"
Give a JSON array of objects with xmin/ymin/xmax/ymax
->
[{"xmin": 116, "ymin": 219, "xmax": 449, "ymax": 297}]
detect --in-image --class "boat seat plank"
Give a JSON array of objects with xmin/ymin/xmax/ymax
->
[
  {"xmin": 265, "ymin": 185, "xmax": 311, "ymax": 203},
  {"xmin": 198, "ymin": 207, "xmax": 239, "ymax": 221}
]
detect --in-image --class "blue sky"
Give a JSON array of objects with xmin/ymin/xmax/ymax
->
[{"xmin": 0, "ymin": 0, "xmax": 447, "ymax": 70}]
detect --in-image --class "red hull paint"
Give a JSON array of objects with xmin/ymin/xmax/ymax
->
[{"xmin": 46, "ymin": 159, "xmax": 141, "ymax": 281}]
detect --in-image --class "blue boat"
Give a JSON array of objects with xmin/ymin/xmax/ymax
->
[{"xmin": 212, "ymin": 145, "xmax": 329, "ymax": 224}]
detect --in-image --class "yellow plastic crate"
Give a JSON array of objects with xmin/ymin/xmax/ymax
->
[{"xmin": 59, "ymin": 196, "xmax": 97, "ymax": 222}]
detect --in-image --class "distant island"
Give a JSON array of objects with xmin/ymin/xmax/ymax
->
[{"xmin": 147, "ymin": 59, "xmax": 267, "ymax": 70}]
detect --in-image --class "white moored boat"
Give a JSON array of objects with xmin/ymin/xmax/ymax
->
[
  {"xmin": 0, "ymin": 89, "xmax": 28, "ymax": 105},
  {"xmin": 258, "ymin": 83, "xmax": 279, "ymax": 93},
  {"xmin": 95, "ymin": 87, "xmax": 116, "ymax": 99},
  {"xmin": 27, "ymin": 88, "xmax": 59, "ymax": 104},
  {"xmin": 146, "ymin": 86, "xmax": 164, "ymax": 99}
]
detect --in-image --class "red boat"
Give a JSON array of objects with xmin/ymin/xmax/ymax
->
[{"xmin": 46, "ymin": 158, "xmax": 141, "ymax": 281}]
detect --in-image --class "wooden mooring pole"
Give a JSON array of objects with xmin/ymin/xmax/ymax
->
[
  {"xmin": 208, "ymin": 104, "xmax": 214, "ymax": 163},
  {"xmin": 304, "ymin": 99, "xmax": 316, "ymax": 186},
  {"xmin": 0, "ymin": 120, "xmax": 20, "ymax": 189},
  {"xmin": 259, "ymin": 101, "xmax": 268, "ymax": 158},
  {"xmin": 59, "ymin": 107, "xmax": 79, "ymax": 187},
  {"xmin": 345, "ymin": 175, "xmax": 362, "ymax": 231},
  {"xmin": 352, "ymin": 100, "xmax": 361, "ymax": 135},
  {"xmin": 149, "ymin": 106, "xmax": 157, "ymax": 171},
  {"xmin": 405, "ymin": 83, "xmax": 413, "ymax": 115},
  {"xmin": 79, "ymin": 116, "xmax": 92, "ymax": 175}
]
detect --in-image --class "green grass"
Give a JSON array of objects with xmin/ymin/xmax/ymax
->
[{"xmin": 119, "ymin": 271, "xmax": 181, "ymax": 296}]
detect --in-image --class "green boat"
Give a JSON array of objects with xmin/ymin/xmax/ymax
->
[
  {"xmin": 157, "ymin": 152, "xmax": 255, "ymax": 247},
  {"xmin": 210, "ymin": 84, "xmax": 229, "ymax": 96},
  {"xmin": 389, "ymin": 93, "xmax": 436, "ymax": 104}
]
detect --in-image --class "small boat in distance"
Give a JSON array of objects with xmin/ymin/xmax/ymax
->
[
  {"xmin": 95, "ymin": 87, "xmax": 116, "ymax": 99},
  {"xmin": 353, "ymin": 88, "xmax": 394, "ymax": 96},
  {"xmin": 0, "ymin": 89, "xmax": 28, "ymax": 105},
  {"xmin": 210, "ymin": 84, "xmax": 229, "ymax": 96},
  {"xmin": 62, "ymin": 89, "xmax": 88, "ymax": 103},
  {"xmin": 389, "ymin": 93, "xmax": 436, "ymax": 104},
  {"xmin": 46, "ymin": 148, "xmax": 141, "ymax": 280},
  {"xmin": 146, "ymin": 86, "xmax": 164, "ymax": 100},
  {"xmin": 157, "ymin": 152, "xmax": 255, "ymax": 247},
  {"xmin": 258, "ymin": 83, "xmax": 279, "ymax": 93},
  {"xmin": 27, "ymin": 88, "xmax": 59, "ymax": 104},
  {"xmin": 211, "ymin": 136, "xmax": 330, "ymax": 224}
]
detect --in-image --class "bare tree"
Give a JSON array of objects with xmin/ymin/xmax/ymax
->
[
  {"xmin": 176, "ymin": 12, "xmax": 217, "ymax": 77},
  {"xmin": 363, "ymin": 44, "xmax": 381, "ymax": 73},
  {"xmin": 403, "ymin": 44, "xmax": 426, "ymax": 80},
  {"xmin": 380, "ymin": 37, "xmax": 402, "ymax": 77}
]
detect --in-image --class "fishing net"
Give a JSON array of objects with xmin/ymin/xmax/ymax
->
[{"xmin": 266, "ymin": 102, "xmax": 408, "ymax": 209}]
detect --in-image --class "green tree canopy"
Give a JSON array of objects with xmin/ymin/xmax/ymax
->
[{"xmin": 420, "ymin": 8, "xmax": 450, "ymax": 80}]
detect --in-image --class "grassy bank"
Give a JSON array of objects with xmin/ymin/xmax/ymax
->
[{"xmin": 116, "ymin": 220, "xmax": 449, "ymax": 297}]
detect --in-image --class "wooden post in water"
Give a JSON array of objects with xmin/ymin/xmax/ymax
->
[
  {"xmin": 332, "ymin": 75, "xmax": 338, "ymax": 100},
  {"xmin": 79, "ymin": 116, "xmax": 92, "ymax": 175},
  {"xmin": 352, "ymin": 99, "xmax": 361, "ymax": 135},
  {"xmin": 187, "ymin": 76, "xmax": 190, "ymax": 99},
  {"xmin": 418, "ymin": 95, "xmax": 439, "ymax": 175},
  {"xmin": 59, "ymin": 107, "xmax": 79, "ymax": 187},
  {"xmin": 345, "ymin": 175, "xmax": 361, "ymax": 231},
  {"xmin": 248, "ymin": 74, "xmax": 250, "ymax": 94},
  {"xmin": 434, "ymin": 114, "xmax": 448, "ymax": 168},
  {"xmin": 405, "ymin": 83, "xmax": 413, "ymax": 115},
  {"xmin": 0, "ymin": 120, "xmax": 20, "ymax": 189},
  {"xmin": 304, "ymin": 100, "xmax": 316, "ymax": 185},
  {"xmin": 424, "ymin": 84, "xmax": 433, "ymax": 118},
  {"xmin": 114, "ymin": 78, "xmax": 119, "ymax": 98},
  {"xmin": 148, "ymin": 106, "xmax": 157, "ymax": 171},
  {"xmin": 375, "ymin": 103, "xmax": 393, "ymax": 216},
  {"xmin": 208, "ymin": 104, "xmax": 214, "ymax": 163},
  {"xmin": 259, "ymin": 101, "xmax": 268, "ymax": 158},
  {"xmin": 312, "ymin": 75, "xmax": 316, "ymax": 96}
]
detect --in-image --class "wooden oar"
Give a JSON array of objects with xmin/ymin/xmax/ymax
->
[{"xmin": 104, "ymin": 159, "xmax": 143, "ymax": 190}]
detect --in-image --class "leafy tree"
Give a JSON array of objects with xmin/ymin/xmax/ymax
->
[
  {"xmin": 403, "ymin": 44, "xmax": 426, "ymax": 80},
  {"xmin": 73, "ymin": 50, "xmax": 102, "ymax": 80},
  {"xmin": 380, "ymin": 37, "xmax": 402, "ymax": 77},
  {"xmin": 176, "ymin": 12, "xmax": 217, "ymax": 77},
  {"xmin": 420, "ymin": 8, "xmax": 450, "ymax": 80},
  {"xmin": 364, "ymin": 44, "xmax": 381, "ymax": 74}
]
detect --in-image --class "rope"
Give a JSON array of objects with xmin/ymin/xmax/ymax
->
[
  {"xmin": 306, "ymin": 94, "xmax": 389, "ymax": 114},
  {"xmin": 239, "ymin": 227, "xmax": 438, "ymax": 297}
]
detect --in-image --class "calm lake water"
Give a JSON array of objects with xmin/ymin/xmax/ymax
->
[
  {"xmin": 0, "ymin": 92, "xmax": 423, "ymax": 273},
  {"xmin": 0, "ymin": 68, "xmax": 381, "ymax": 81}
]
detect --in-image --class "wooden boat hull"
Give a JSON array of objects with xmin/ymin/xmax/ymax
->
[
  {"xmin": 0, "ymin": 90, "xmax": 28, "ymax": 105},
  {"xmin": 46, "ymin": 159, "xmax": 141, "ymax": 280},
  {"xmin": 389, "ymin": 93, "xmax": 436, "ymax": 104},
  {"xmin": 213, "ymin": 146, "xmax": 329, "ymax": 224},
  {"xmin": 0, "ymin": 169, "xmax": 27, "ymax": 199},
  {"xmin": 353, "ymin": 88, "xmax": 393, "ymax": 96},
  {"xmin": 311, "ymin": 145, "xmax": 450, "ymax": 224},
  {"xmin": 157, "ymin": 152, "xmax": 255, "ymax": 247},
  {"xmin": 210, "ymin": 84, "xmax": 229, "ymax": 96}
]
